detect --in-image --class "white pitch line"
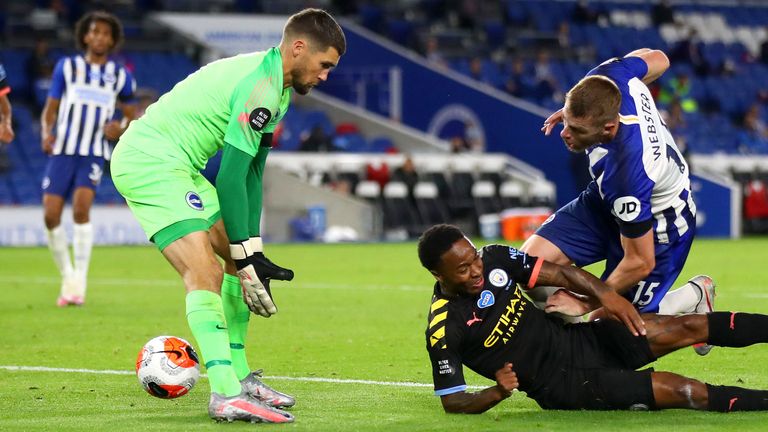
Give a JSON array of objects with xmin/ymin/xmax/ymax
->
[
  {"xmin": 0, "ymin": 365, "xmax": 484, "ymax": 390},
  {"xmin": 0, "ymin": 276, "xmax": 426, "ymax": 292}
]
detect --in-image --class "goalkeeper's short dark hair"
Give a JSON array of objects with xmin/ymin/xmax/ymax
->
[
  {"xmin": 284, "ymin": 8, "xmax": 346, "ymax": 56},
  {"xmin": 418, "ymin": 224, "xmax": 465, "ymax": 271}
]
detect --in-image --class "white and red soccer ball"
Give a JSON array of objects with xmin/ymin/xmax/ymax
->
[{"xmin": 136, "ymin": 336, "xmax": 200, "ymax": 399}]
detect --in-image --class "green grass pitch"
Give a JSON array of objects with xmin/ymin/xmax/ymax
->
[{"xmin": 1, "ymin": 237, "xmax": 768, "ymax": 431}]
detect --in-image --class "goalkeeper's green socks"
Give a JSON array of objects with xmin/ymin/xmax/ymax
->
[
  {"xmin": 221, "ymin": 273, "xmax": 252, "ymax": 380},
  {"xmin": 186, "ymin": 289, "xmax": 242, "ymax": 397}
]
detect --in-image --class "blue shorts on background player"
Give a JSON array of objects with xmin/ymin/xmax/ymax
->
[{"xmin": 520, "ymin": 48, "xmax": 716, "ymax": 356}]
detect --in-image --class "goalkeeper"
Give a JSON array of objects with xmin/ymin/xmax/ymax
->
[{"xmin": 111, "ymin": 8, "xmax": 345, "ymax": 424}]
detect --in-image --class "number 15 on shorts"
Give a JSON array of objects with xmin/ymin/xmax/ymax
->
[{"xmin": 631, "ymin": 281, "xmax": 660, "ymax": 307}]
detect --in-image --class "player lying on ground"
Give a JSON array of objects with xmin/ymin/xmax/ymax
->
[{"xmin": 420, "ymin": 224, "xmax": 768, "ymax": 413}]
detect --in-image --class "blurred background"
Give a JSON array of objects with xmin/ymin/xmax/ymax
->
[{"xmin": 1, "ymin": 0, "xmax": 767, "ymax": 245}]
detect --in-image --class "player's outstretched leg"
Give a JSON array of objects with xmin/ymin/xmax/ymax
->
[
  {"xmin": 645, "ymin": 312, "xmax": 768, "ymax": 359},
  {"xmin": 652, "ymin": 372, "xmax": 768, "ymax": 412}
]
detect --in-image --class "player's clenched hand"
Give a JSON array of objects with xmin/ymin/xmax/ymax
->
[
  {"xmin": 0, "ymin": 123, "xmax": 14, "ymax": 144},
  {"xmin": 494, "ymin": 362, "xmax": 518, "ymax": 397},
  {"xmin": 599, "ymin": 291, "xmax": 646, "ymax": 337},
  {"xmin": 230, "ymin": 242, "xmax": 277, "ymax": 317},
  {"xmin": 541, "ymin": 108, "xmax": 564, "ymax": 136},
  {"xmin": 103, "ymin": 120, "xmax": 123, "ymax": 141}
]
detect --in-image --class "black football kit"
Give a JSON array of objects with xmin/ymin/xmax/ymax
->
[{"xmin": 426, "ymin": 244, "xmax": 657, "ymax": 410}]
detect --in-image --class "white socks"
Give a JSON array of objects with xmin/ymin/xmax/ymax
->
[
  {"xmin": 47, "ymin": 225, "xmax": 75, "ymax": 297},
  {"xmin": 73, "ymin": 222, "xmax": 93, "ymax": 297},
  {"xmin": 48, "ymin": 223, "xmax": 93, "ymax": 299},
  {"xmin": 658, "ymin": 281, "xmax": 701, "ymax": 315}
]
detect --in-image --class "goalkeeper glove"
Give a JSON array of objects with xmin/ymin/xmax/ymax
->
[
  {"xmin": 230, "ymin": 240, "xmax": 276, "ymax": 317},
  {"xmin": 249, "ymin": 236, "xmax": 294, "ymax": 281}
]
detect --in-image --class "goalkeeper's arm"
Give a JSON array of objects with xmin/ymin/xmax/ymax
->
[
  {"xmin": 217, "ymin": 143, "xmax": 276, "ymax": 317},
  {"xmin": 217, "ymin": 143, "xmax": 252, "ymax": 244},
  {"xmin": 243, "ymin": 140, "xmax": 294, "ymax": 281}
]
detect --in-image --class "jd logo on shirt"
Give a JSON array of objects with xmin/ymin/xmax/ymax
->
[
  {"xmin": 613, "ymin": 196, "xmax": 641, "ymax": 222},
  {"xmin": 249, "ymin": 107, "xmax": 272, "ymax": 131},
  {"xmin": 477, "ymin": 290, "xmax": 495, "ymax": 309},
  {"xmin": 186, "ymin": 192, "xmax": 204, "ymax": 211}
]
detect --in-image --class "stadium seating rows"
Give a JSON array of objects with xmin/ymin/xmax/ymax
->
[
  {"xmin": 0, "ymin": 101, "xmax": 397, "ymax": 205},
  {"xmin": 362, "ymin": 0, "xmax": 768, "ymax": 155},
  {"xmin": 321, "ymin": 162, "xmax": 554, "ymax": 236}
]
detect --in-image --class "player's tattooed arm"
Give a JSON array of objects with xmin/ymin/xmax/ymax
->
[
  {"xmin": 535, "ymin": 262, "xmax": 646, "ymax": 336},
  {"xmin": 440, "ymin": 364, "xmax": 517, "ymax": 414}
]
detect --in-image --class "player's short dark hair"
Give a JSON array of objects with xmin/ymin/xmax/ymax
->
[
  {"xmin": 75, "ymin": 11, "xmax": 124, "ymax": 52},
  {"xmin": 284, "ymin": 8, "xmax": 346, "ymax": 56},
  {"xmin": 418, "ymin": 224, "xmax": 465, "ymax": 271},
  {"xmin": 565, "ymin": 75, "xmax": 621, "ymax": 126}
]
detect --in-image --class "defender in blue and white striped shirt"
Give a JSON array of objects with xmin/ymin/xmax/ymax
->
[
  {"xmin": 41, "ymin": 11, "xmax": 137, "ymax": 307},
  {"xmin": 522, "ymin": 49, "xmax": 715, "ymax": 355}
]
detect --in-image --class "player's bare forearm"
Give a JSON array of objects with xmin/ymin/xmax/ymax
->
[
  {"xmin": 535, "ymin": 262, "xmax": 646, "ymax": 335},
  {"xmin": 440, "ymin": 387, "xmax": 511, "ymax": 414},
  {"xmin": 0, "ymin": 95, "xmax": 12, "ymax": 143},
  {"xmin": 105, "ymin": 103, "xmax": 138, "ymax": 141},
  {"xmin": 40, "ymin": 98, "xmax": 60, "ymax": 153},
  {"xmin": 535, "ymin": 261, "xmax": 610, "ymax": 304},
  {"xmin": 41, "ymin": 98, "xmax": 59, "ymax": 138},
  {"xmin": 603, "ymin": 260, "xmax": 650, "ymax": 295},
  {"xmin": 120, "ymin": 102, "xmax": 138, "ymax": 131},
  {"xmin": 604, "ymin": 231, "xmax": 655, "ymax": 294},
  {"xmin": 0, "ymin": 94, "xmax": 11, "ymax": 124}
]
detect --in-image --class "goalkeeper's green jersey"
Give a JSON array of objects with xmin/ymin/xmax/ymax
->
[{"xmin": 122, "ymin": 47, "xmax": 291, "ymax": 170}]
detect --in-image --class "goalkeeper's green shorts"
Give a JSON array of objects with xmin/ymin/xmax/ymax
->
[{"xmin": 111, "ymin": 141, "xmax": 220, "ymax": 251}]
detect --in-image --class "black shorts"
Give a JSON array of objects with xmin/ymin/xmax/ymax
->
[{"xmin": 532, "ymin": 319, "xmax": 657, "ymax": 410}]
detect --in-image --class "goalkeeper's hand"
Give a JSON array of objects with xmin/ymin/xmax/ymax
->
[
  {"xmin": 230, "ymin": 241, "xmax": 276, "ymax": 317},
  {"xmin": 249, "ymin": 237, "xmax": 295, "ymax": 281},
  {"xmin": 251, "ymin": 252, "xmax": 294, "ymax": 281}
]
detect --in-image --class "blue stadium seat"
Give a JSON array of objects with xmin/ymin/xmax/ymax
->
[
  {"xmin": 387, "ymin": 19, "xmax": 414, "ymax": 47},
  {"xmin": 332, "ymin": 133, "xmax": 367, "ymax": 152},
  {"xmin": 482, "ymin": 20, "xmax": 506, "ymax": 49},
  {"xmin": 303, "ymin": 110, "xmax": 335, "ymax": 137},
  {"xmin": 368, "ymin": 136, "xmax": 394, "ymax": 153}
]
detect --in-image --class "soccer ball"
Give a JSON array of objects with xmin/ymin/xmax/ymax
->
[{"xmin": 136, "ymin": 336, "xmax": 200, "ymax": 399}]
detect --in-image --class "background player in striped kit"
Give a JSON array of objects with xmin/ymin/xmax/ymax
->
[
  {"xmin": 524, "ymin": 49, "xmax": 715, "ymax": 355},
  {"xmin": 40, "ymin": 11, "xmax": 137, "ymax": 307}
]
